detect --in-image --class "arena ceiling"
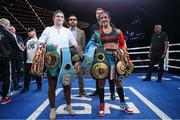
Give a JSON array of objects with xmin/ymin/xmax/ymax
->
[
  {"xmin": 32, "ymin": 0, "xmax": 180, "ymax": 42},
  {"xmin": 32, "ymin": 0, "xmax": 180, "ymax": 43},
  {"xmin": 0, "ymin": 0, "xmax": 179, "ymax": 42}
]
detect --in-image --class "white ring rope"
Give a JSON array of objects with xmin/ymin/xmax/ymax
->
[
  {"xmin": 168, "ymin": 51, "xmax": 180, "ymax": 53},
  {"xmin": 168, "ymin": 59, "xmax": 180, "ymax": 62},
  {"xmin": 131, "ymin": 59, "xmax": 149, "ymax": 62},
  {"xmin": 129, "ymin": 52, "xmax": 149, "ymax": 55},
  {"xmin": 134, "ymin": 65, "xmax": 149, "ymax": 68},
  {"xmin": 165, "ymin": 65, "xmax": 180, "ymax": 69},
  {"xmin": 128, "ymin": 43, "xmax": 180, "ymax": 70},
  {"xmin": 134, "ymin": 65, "xmax": 159, "ymax": 68},
  {"xmin": 169, "ymin": 43, "xmax": 180, "ymax": 46}
]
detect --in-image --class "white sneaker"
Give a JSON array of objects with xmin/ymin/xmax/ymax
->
[
  {"xmin": 49, "ymin": 108, "xmax": 56, "ymax": 120},
  {"xmin": 66, "ymin": 105, "xmax": 75, "ymax": 115},
  {"xmin": 120, "ymin": 103, "xmax": 133, "ymax": 114}
]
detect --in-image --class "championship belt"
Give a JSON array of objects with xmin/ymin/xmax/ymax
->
[
  {"xmin": 58, "ymin": 48, "xmax": 75, "ymax": 86},
  {"xmin": 31, "ymin": 44, "xmax": 46, "ymax": 76},
  {"xmin": 91, "ymin": 46, "xmax": 109, "ymax": 80},
  {"xmin": 70, "ymin": 46, "xmax": 82, "ymax": 72},
  {"xmin": 44, "ymin": 45, "xmax": 61, "ymax": 76},
  {"xmin": 80, "ymin": 45, "xmax": 97, "ymax": 69},
  {"xmin": 115, "ymin": 48, "xmax": 134, "ymax": 78}
]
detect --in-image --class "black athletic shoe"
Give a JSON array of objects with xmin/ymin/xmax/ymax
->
[
  {"xmin": 156, "ymin": 79, "xmax": 162, "ymax": 83},
  {"xmin": 111, "ymin": 93, "xmax": 116, "ymax": 100},
  {"xmin": 77, "ymin": 92, "xmax": 87, "ymax": 97},
  {"xmin": 21, "ymin": 88, "xmax": 29, "ymax": 93},
  {"xmin": 142, "ymin": 78, "xmax": 151, "ymax": 81},
  {"xmin": 89, "ymin": 91, "xmax": 99, "ymax": 96}
]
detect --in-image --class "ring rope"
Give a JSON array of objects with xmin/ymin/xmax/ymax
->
[
  {"xmin": 169, "ymin": 43, "xmax": 180, "ymax": 46},
  {"xmin": 168, "ymin": 51, "xmax": 180, "ymax": 53},
  {"xmin": 127, "ymin": 43, "xmax": 180, "ymax": 71},
  {"xmin": 165, "ymin": 65, "xmax": 180, "ymax": 69},
  {"xmin": 131, "ymin": 59, "xmax": 149, "ymax": 62},
  {"xmin": 168, "ymin": 59, "xmax": 180, "ymax": 62},
  {"xmin": 129, "ymin": 52, "xmax": 149, "ymax": 55}
]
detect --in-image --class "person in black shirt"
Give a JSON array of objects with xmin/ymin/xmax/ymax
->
[
  {"xmin": 0, "ymin": 18, "xmax": 21, "ymax": 104},
  {"xmin": 8, "ymin": 25, "xmax": 24, "ymax": 90},
  {"xmin": 143, "ymin": 24, "xmax": 168, "ymax": 82}
]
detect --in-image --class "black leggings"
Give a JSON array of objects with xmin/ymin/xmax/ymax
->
[
  {"xmin": 99, "ymin": 79, "xmax": 125, "ymax": 104},
  {"xmin": 0, "ymin": 60, "xmax": 10, "ymax": 98},
  {"xmin": 47, "ymin": 73, "xmax": 71, "ymax": 108}
]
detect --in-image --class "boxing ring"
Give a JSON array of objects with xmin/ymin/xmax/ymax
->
[{"xmin": 0, "ymin": 43, "xmax": 180, "ymax": 119}]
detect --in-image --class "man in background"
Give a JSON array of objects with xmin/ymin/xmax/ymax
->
[
  {"xmin": 21, "ymin": 27, "xmax": 42, "ymax": 92},
  {"xmin": 8, "ymin": 25, "xmax": 24, "ymax": 90},
  {"xmin": 68, "ymin": 15, "xmax": 86, "ymax": 97},
  {"xmin": 143, "ymin": 24, "xmax": 168, "ymax": 82},
  {"xmin": 0, "ymin": 18, "xmax": 21, "ymax": 104}
]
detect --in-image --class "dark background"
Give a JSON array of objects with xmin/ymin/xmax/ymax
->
[{"xmin": 31, "ymin": 0, "xmax": 180, "ymax": 46}]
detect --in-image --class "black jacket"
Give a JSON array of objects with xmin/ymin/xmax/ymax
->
[
  {"xmin": 11, "ymin": 35, "xmax": 24, "ymax": 61},
  {"xmin": 0, "ymin": 25, "xmax": 20, "ymax": 60}
]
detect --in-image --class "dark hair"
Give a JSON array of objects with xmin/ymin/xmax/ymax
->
[
  {"xmin": 98, "ymin": 11, "xmax": 111, "ymax": 20},
  {"xmin": 27, "ymin": 27, "xmax": 36, "ymax": 32},
  {"xmin": 68, "ymin": 14, "xmax": 77, "ymax": 20},
  {"xmin": 53, "ymin": 10, "xmax": 64, "ymax": 18},
  {"xmin": 96, "ymin": 8, "xmax": 104, "ymax": 13}
]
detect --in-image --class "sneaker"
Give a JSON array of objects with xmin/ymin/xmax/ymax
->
[
  {"xmin": 89, "ymin": 91, "xmax": 98, "ymax": 96},
  {"xmin": 17, "ymin": 85, "xmax": 23, "ymax": 89},
  {"xmin": 142, "ymin": 78, "xmax": 151, "ymax": 81},
  {"xmin": 49, "ymin": 108, "xmax": 56, "ymax": 120},
  {"xmin": 98, "ymin": 103, "xmax": 105, "ymax": 117},
  {"xmin": 0, "ymin": 97, "xmax": 12, "ymax": 104},
  {"xmin": 34, "ymin": 87, "xmax": 42, "ymax": 92},
  {"xmin": 156, "ymin": 79, "xmax": 162, "ymax": 83},
  {"xmin": 120, "ymin": 103, "xmax": 133, "ymax": 114},
  {"xmin": 21, "ymin": 88, "xmax": 29, "ymax": 93},
  {"xmin": 13, "ymin": 85, "xmax": 22, "ymax": 90},
  {"xmin": 12, "ymin": 87, "xmax": 20, "ymax": 91},
  {"xmin": 66, "ymin": 105, "xmax": 75, "ymax": 115},
  {"xmin": 77, "ymin": 92, "xmax": 87, "ymax": 97},
  {"xmin": 111, "ymin": 93, "xmax": 116, "ymax": 100}
]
